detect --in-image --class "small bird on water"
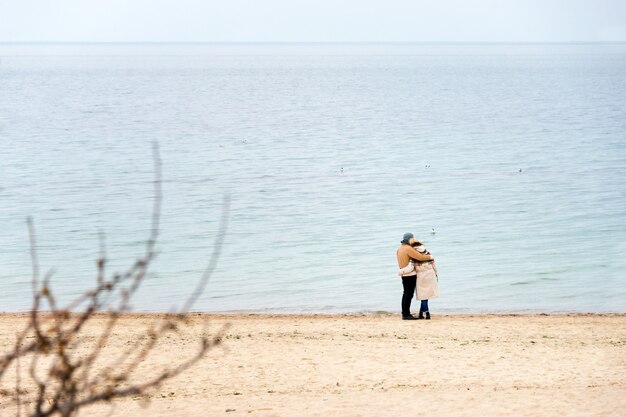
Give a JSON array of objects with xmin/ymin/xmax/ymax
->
[{"xmin": 431, "ymin": 228, "xmax": 436, "ymax": 235}]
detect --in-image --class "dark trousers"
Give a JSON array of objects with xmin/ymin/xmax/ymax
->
[{"xmin": 401, "ymin": 275, "xmax": 417, "ymax": 317}]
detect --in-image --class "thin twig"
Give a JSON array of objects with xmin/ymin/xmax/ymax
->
[
  {"xmin": 1, "ymin": 141, "xmax": 230, "ymax": 417},
  {"xmin": 181, "ymin": 194, "xmax": 231, "ymax": 312}
]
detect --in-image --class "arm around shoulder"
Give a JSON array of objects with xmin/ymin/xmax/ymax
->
[{"xmin": 407, "ymin": 246, "xmax": 433, "ymax": 262}]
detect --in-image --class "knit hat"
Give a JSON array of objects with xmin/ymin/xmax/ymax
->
[{"xmin": 401, "ymin": 232, "xmax": 414, "ymax": 244}]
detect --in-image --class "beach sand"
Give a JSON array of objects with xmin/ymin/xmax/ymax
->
[{"xmin": 0, "ymin": 313, "xmax": 624, "ymax": 416}]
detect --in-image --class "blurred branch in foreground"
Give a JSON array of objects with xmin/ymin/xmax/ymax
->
[{"xmin": 0, "ymin": 143, "xmax": 230, "ymax": 417}]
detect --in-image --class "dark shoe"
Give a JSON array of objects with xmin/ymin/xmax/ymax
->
[
  {"xmin": 417, "ymin": 311, "xmax": 424, "ymax": 320},
  {"xmin": 425, "ymin": 312, "xmax": 431, "ymax": 320},
  {"xmin": 402, "ymin": 315, "xmax": 418, "ymax": 320}
]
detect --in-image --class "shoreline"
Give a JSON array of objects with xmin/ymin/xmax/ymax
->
[{"xmin": 1, "ymin": 311, "xmax": 625, "ymax": 318}]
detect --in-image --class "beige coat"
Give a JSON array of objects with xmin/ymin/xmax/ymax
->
[{"xmin": 413, "ymin": 244, "xmax": 439, "ymax": 300}]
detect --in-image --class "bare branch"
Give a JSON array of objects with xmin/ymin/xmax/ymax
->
[
  {"xmin": 181, "ymin": 194, "xmax": 231, "ymax": 312},
  {"xmin": 27, "ymin": 217, "xmax": 39, "ymax": 296},
  {"xmin": 1, "ymin": 142, "xmax": 230, "ymax": 417}
]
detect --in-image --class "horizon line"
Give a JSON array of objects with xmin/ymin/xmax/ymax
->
[{"xmin": 2, "ymin": 40, "xmax": 626, "ymax": 45}]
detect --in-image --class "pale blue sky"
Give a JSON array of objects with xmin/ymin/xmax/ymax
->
[{"xmin": 1, "ymin": 0, "xmax": 625, "ymax": 42}]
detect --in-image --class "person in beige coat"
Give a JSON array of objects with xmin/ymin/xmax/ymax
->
[
  {"xmin": 411, "ymin": 241, "xmax": 438, "ymax": 319},
  {"xmin": 396, "ymin": 232, "xmax": 434, "ymax": 320}
]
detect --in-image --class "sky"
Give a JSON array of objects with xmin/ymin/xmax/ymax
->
[{"xmin": 1, "ymin": 0, "xmax": 626, "ymax": 43}]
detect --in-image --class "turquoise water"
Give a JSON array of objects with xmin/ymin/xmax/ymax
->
[{"xmin": 1, "ymin": 43, "xmax": 625, "ymax": 313}]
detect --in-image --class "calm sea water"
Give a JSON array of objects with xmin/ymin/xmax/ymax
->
[{"xmin": 1, "ymin": 43, "xmax": 625, "ymax": 314}]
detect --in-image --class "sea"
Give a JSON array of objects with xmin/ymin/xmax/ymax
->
[{"xmin": 1, "ymin": 43, "xmax": 625, "ymax": 314}]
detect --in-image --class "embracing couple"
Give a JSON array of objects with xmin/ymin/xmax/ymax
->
[{"xmin": 396, "ymin": 232, "xmax": 439, "ymax": 320}]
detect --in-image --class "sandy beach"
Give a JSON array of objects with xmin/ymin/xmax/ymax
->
[{"xmin": 0, "ymin": 313, "xmax": 624, "ymax": 417}]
